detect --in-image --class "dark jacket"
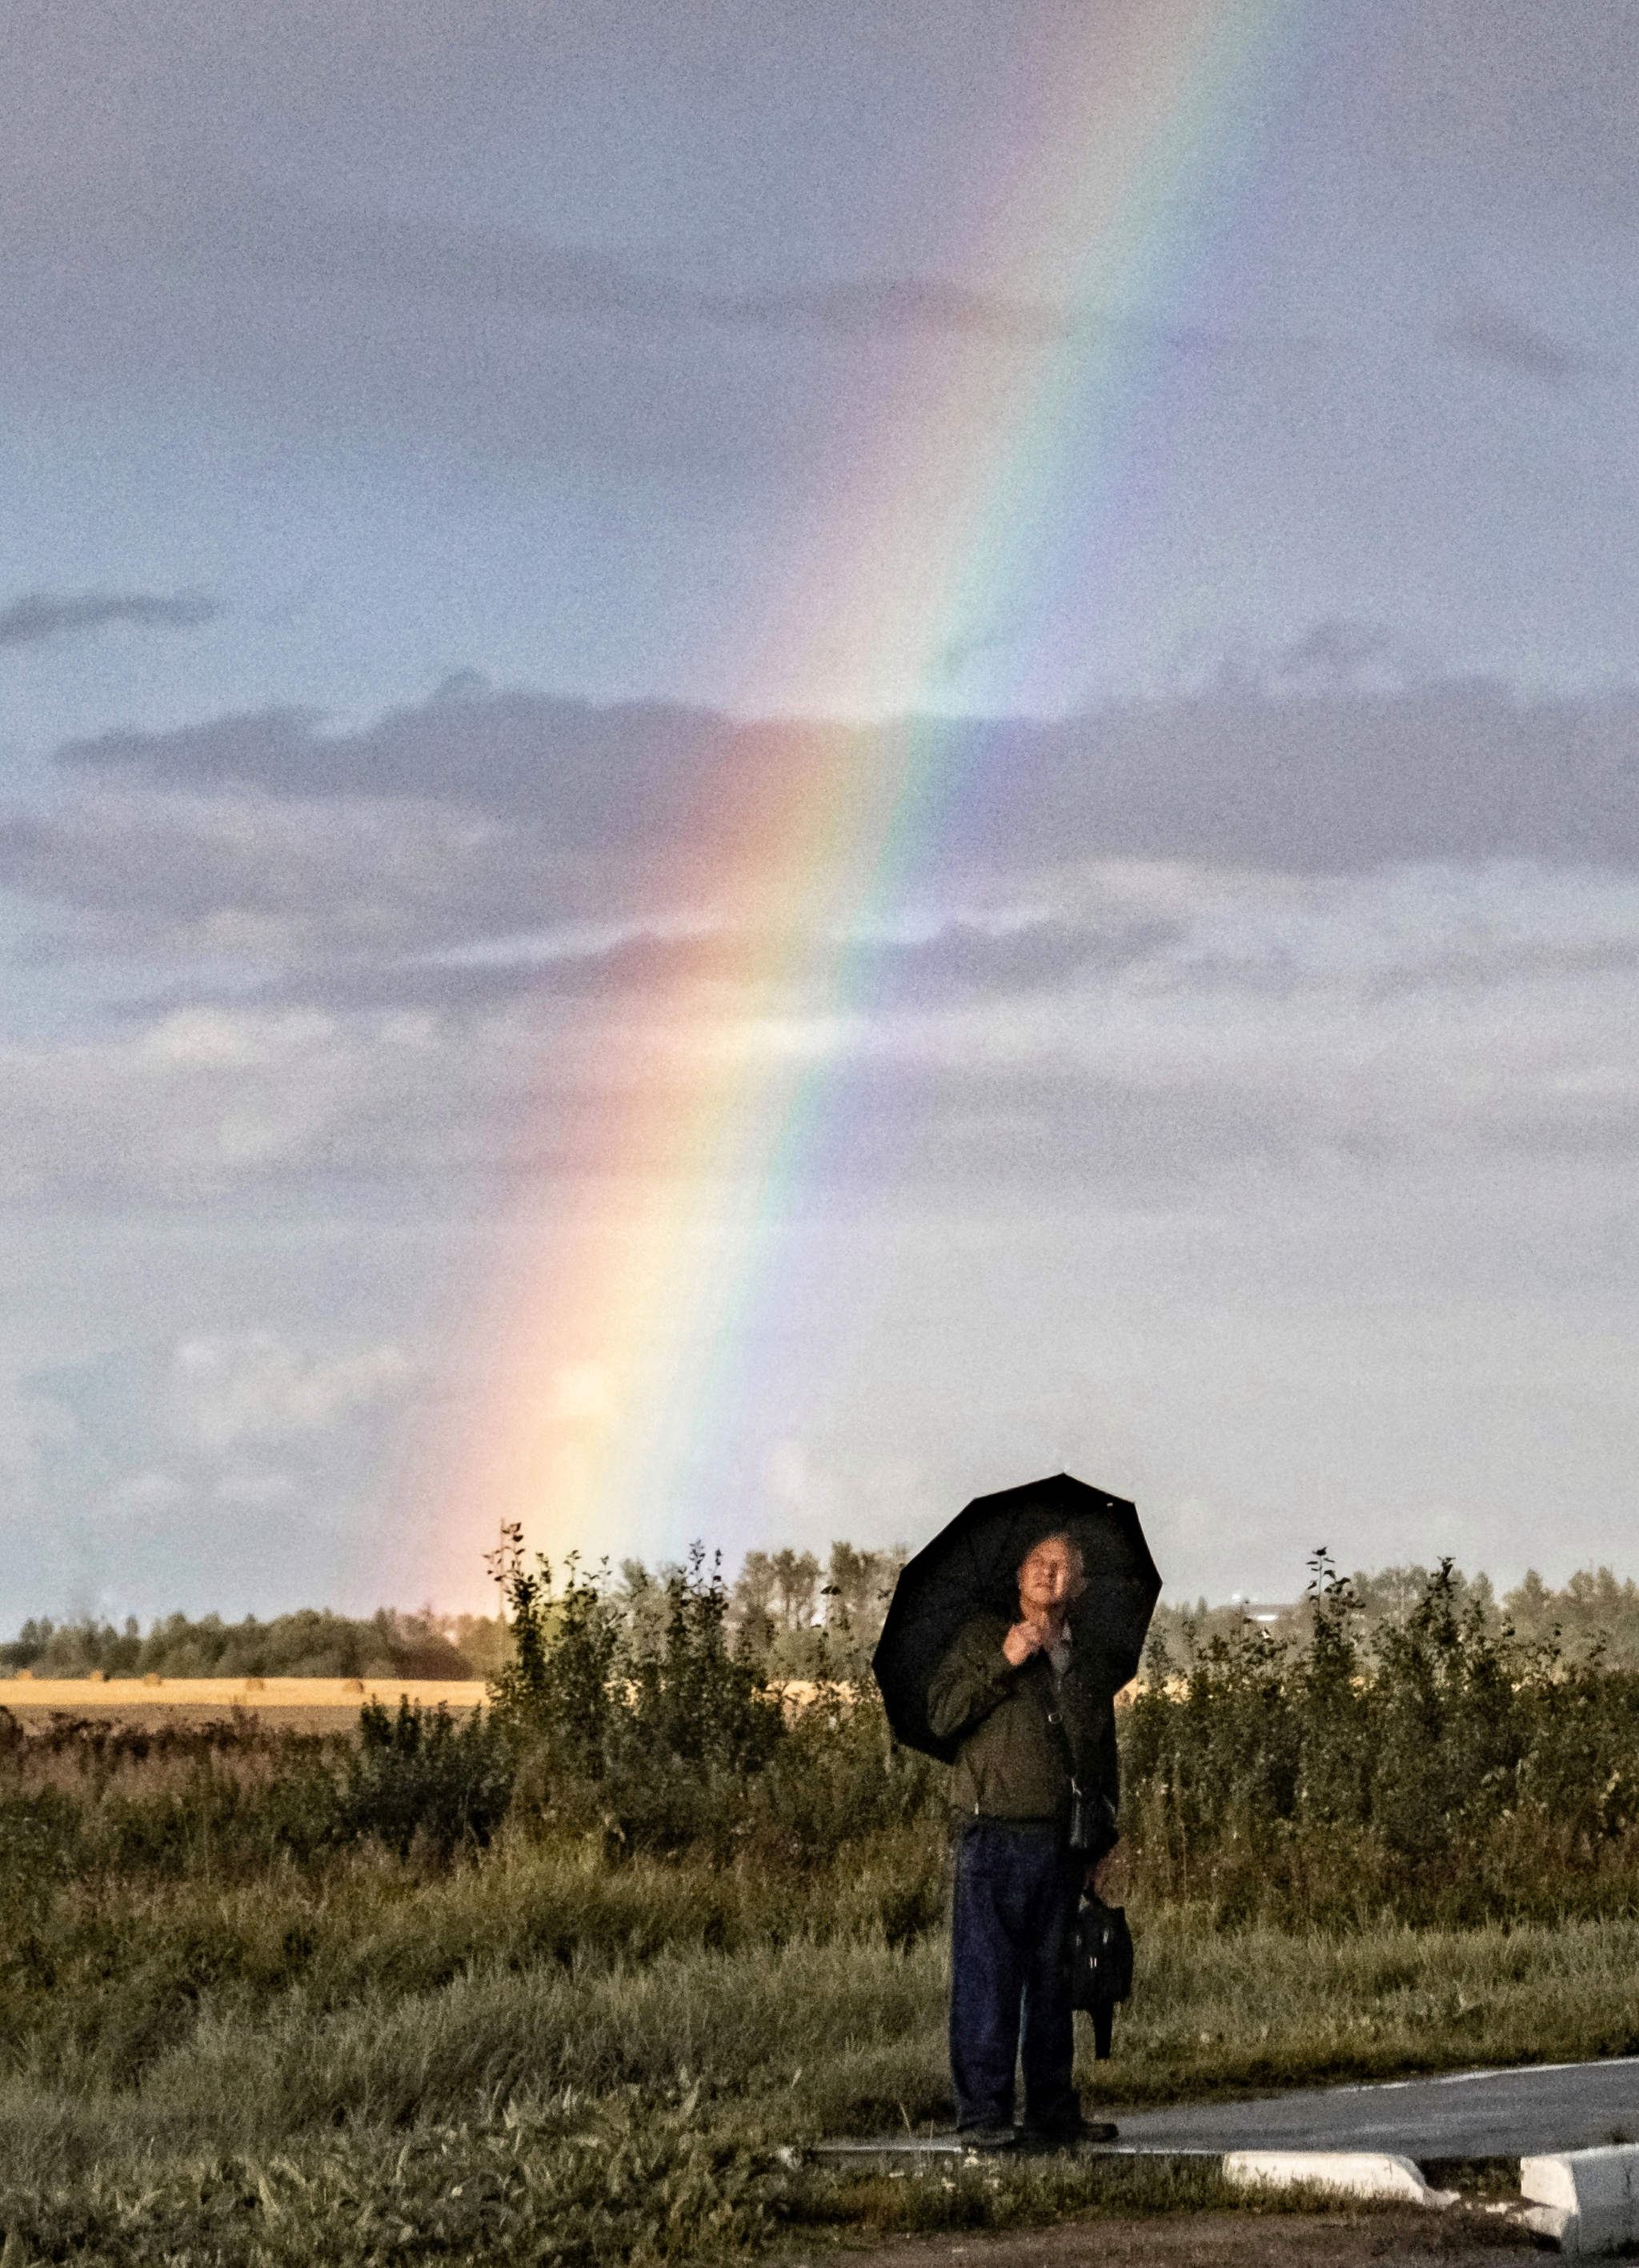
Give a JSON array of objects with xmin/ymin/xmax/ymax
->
[{"xmin": 926, "ymin": 1610, "xmax": 1120, "ymax": 1825}]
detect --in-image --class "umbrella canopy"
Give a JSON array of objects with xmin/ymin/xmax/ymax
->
[{"xmin": 872, "ymin": 1472, "xmax": 1162, "ymax": 1763}]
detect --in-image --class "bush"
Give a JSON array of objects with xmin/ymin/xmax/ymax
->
[
  {"xmin": 488, "ymin": 1535, "xmax": 769, "ymax": 1853},
  {"xmin": 1123, "ymin": 1553, "xmax": 1639, "ymax": 1925},
  {"xmin": 343, "ymin": 1699, "xmax": 515, "ymax": 1857}
]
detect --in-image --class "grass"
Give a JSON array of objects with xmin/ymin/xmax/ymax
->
[
  {"xmin": 1, "ymin": 1834, "xmax": 1637, "ymax": 2263},
  {"xmin": 0, "ymin": 2091, "xmax": 1239, "ymax": 2268},
  {"xmin": 17, "ymin": 1821, "xmax": 1632, "ymax": 2126},
  {"xmin": 1099, "ymin": 1907, "xmax": 1639, "ymax": 2103}
]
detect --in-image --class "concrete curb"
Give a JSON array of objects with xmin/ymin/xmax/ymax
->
[
  {"xmin": 798, "ymin": 2140, "xmax": 1455, "ymax": 2206},
  {"xmin": 795, "ymin": 2131, "xmax": 1639, "ymax": 2249},
  {"xmin": 1224, "ymin": 2151, "xmax": 1457, "ymax": 2209},
  {"xmin": 1520, "ymin": 2146, "xmax": 1639, "ymax": 2255}
]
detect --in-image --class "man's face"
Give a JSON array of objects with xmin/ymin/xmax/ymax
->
[{"xmin": 1017, "ymin": 1535, "xmax": 1083, "ymax": 1620}]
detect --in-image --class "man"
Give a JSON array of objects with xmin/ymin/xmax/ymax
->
[{"xmin": 926, "ymin": 1530, "xmax": 1120, "ymax": 2148}]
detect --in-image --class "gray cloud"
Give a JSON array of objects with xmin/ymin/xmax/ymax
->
[
  {"xmin": 5, "ymin": 668, "xmax": 1637, "ymax": 1207},
  {"xmin": 55, "ymin": 679, "xmax": 718, "ymax": 817},
  {"xmin": 711, "ymin": 274, "xmax": 1064, "ymax": 343},
  {"xmin": 0, "ymin": 183, "xmax": 1303, "ymax": 483},
  {"xmin": 1385, "ymin": 3, "xmax": 1639, "ymax": 206},
  {"xmin": 3, "ymin": 894, "xmax": 1635, "ymax": 1204},
  {"xmin": 222, "ymin": 199, "xmax": 1070, "ymax": 345},
  {"xmin": 0, "ymin": 783, "xmax": 599, "ymax": 960},
  {"xmin": 0, "ymin": 591, "xmax": 217, "ymax": 649},
  {"xmin": 0, "ymin": 226, "xmax": 795, "ymax": 476},
  {"xmin": 254, "ymin": 205, "xmax": 1308, "ymax": 356},
  {"xmin": 2, "ymin": 0, "xmax": 1633, "ymax": 496},
  {"xmin": 1442, "ymin": 303, "xmax": 1598, "ymax": 384},
  {"xmin": 49, "ymin": 671, "xmax": 1639, "ymax": 886},
  {"xmin": 118, "ymin": 912, "xmax": 1181, "ymax": 1021},
  {"xmin": 13, "ymin": 1, "xmax": 1639, "ymax": 251}
]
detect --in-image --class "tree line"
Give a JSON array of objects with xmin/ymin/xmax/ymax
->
[
  {"xmin": 6, "ymin": 1549, "xmax": 1636, "ymax": 1684},
  {"xmin": 0, "ymin": 1541, "xmax": 909, "ymax": 1685},
  {"xmin": 1151, "ymin": 1560, "xmax": 1639, "ymax": 1670}
]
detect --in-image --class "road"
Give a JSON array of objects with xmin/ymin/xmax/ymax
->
[{"xmin": 1107, "ymin": 2056, "xmax": 1639, "ymax": 2159}]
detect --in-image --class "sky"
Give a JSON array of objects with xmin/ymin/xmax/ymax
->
[{"xmin": 2, "ymin": 0, "xmax": 1637, "ymax": 1625}]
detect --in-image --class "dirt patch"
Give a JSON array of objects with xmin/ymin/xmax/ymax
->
[{"xmin": 812, "ymin": 2207, "xmax": 1540, "ymax": 2268}]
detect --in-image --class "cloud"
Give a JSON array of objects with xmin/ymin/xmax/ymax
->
[
  {"xmin": 1385, "ymin": 2, "xmax": 1639, "ymax": 206},
  {"xmin": 1230, "ymin": 621, "xmax": 1417, "ymax": 695},
  {"xmin": 139, "ymin": 194, "xmax": 1317, "ymax": 354},
  {"xmin": 0, "ymin": 216, "xmax": 792, "ymax": 475},
  {"xmin": 1, "ymin": 0, "xmax": 1629, "ymax": 497},
  {"xmin": 0, "ymin": 861, "xmax": 1634, "ymax": 1202},
  {"xmin": 0, "ymin": 591, "xmax": 218, "ymax": 649},
  {"xmin": 115, "ymin": 908, "xmax": 1179, "ymax": 1020},
  {"xmin": 53, "ymin": 679, "xmax": 719, "ymax": 816},
  {"xmin": 218, "ymin": 198, "xmax": 1072, "ymax": 346},
  {"xmin": 707, "ymin": 273, "xmax": 1065, "ymax": 343},
  {"xmin": 1442, "ymin": 303, "xmax": 1597, "ymax": 384},
  {"xmin": 0, "ymin": 782, "xmax": 596, "ymax": 960},
  {"xmin": 0, "ymin": 158, "xmax": 1309, "ymax": 476},
  {"xmin": 2, "ymin": 668, "xmax": 1636, "ymax": 1206},
  {"xmin": 40, "ymin": 672, "xmax": 1639, "ymax": 888},
  {"xmin": 0, "ymin": 1005, "xmax": 514, "ymax": 1200},
  {"xmin": 18, "ymin": 1331, "xmax": 415, "ymax": 1611},
  {"xmin": 170, "ymin": 1332, "xmax": 411, "ymax": 1453}
]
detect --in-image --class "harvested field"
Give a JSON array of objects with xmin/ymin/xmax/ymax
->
[{"xmin": 2, "ymin": 1676, "xmax": 487, "ymax": 1729}]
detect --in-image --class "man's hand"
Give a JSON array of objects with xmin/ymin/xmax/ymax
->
[{"xmin": 1002, "ymin": 1617, "xmax": 1048, "ymax": 1665}]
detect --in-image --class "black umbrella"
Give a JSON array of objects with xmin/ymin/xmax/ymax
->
[{"xmin": 872, "ymin": 1472, "xmax": 1162, "ymax": 1763}]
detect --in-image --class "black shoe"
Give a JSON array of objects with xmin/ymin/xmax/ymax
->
[
  {"xmin": 957, "ymin": 2125, "xmax": 1020, "ymax": 2152},
  {"xmin": 1020, "ymin": 2115, "xmax": 1119, "ymax": 2149}
]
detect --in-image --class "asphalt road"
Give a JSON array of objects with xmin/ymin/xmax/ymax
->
[{"xmin": 1107, "ymin": 2057, "xmax": 1639, "ymax": 2159}]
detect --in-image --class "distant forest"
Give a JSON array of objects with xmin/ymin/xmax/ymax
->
[
  {"xmin": 1152, "ymin": 1561, "xmax": 1639, "ymax": 1669},
  {"xmin": 0, "ymin": 1542, "xmax": 908, "ymax": 1684},
  {"xmin": 4, "ymin": 1548, "xmax": 1637, "ymax": 1681}
]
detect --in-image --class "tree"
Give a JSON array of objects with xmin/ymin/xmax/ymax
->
[{"xmin": 768, "ymin": 1549, "xmax": 820, "ymax": 1632}]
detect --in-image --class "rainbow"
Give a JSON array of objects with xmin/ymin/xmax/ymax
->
[{"xmin": 417, "ymin": 0, "xmax": 1307, "ymax": 1594}]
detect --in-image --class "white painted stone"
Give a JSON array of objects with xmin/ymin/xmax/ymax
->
[
  {"xmin": 1224, "ymin": 2150, "xmax": 1456, "ymax": 2207},
  {"xmin": 1521, "ymin": 2146, "xmax": 1639, "ymax": 2255}
]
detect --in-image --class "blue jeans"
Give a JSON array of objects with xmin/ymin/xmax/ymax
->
[{"xmin": 949, "ymin": 1819, "xmax": 1082, "ymax": 2131}]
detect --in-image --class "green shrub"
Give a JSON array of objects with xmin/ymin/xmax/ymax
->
[
  {"xmin": 487, "ymin": 1534, "xmax": 792, "ymax": 1859},
  {"xmin": 342, "ymin": 1698, "xmax": 515, "ymax": 1857},
  {"xmin": 1124, "ymin": 1553, "xmax": 1639, "ymax": 1925}
]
